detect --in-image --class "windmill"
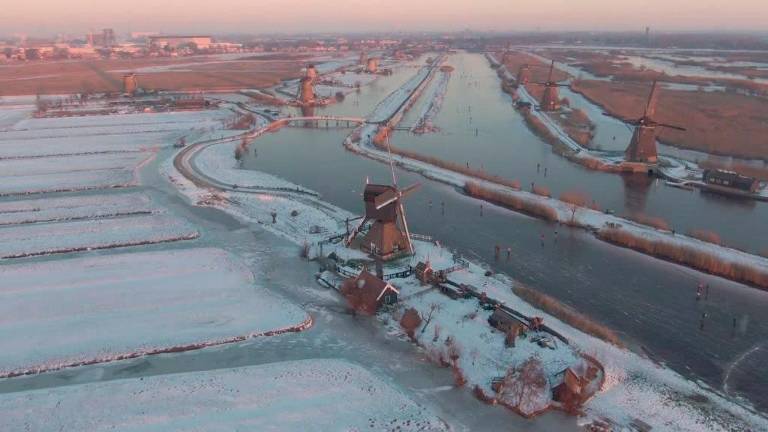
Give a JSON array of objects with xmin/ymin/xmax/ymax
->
[
  {"xmin": 516, "ymin": 64, "xmax": 531, "ymax": 86},
  {"xmin": 297, "ymin": 64, "xmax": 317, "ymax": 105},
  {"xmin": 122, "ymin": 73, "xmax": 138, "ymax": 96},
  {"xmin": 345, "ymin": 135, "xmax": 420, "ymax": 260},
  {"xmin": 530, "ymin": 60, "xmax": 567, "ymax": 111},
  {"xmin": 607, "ymin": 81, "xmax": 686, "ymax": 164}
]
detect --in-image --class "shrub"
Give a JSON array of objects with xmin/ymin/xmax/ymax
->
[
  {"xmin": 598, "ymin": 228, "xmax": 768, "ymax": 289},
  {"xmin": 399, "ymin": 308, "xmax": 422, "ymax": 340},
  {"xmin": 512, "ymin": 284, "xmax": 624, "ymax": 347},
  {"xmin": 625, "ymin": 212, "xmax": 670, "ymax": 231},
  {"xmin": 687, "ymin": 229, "xmax": 722, "ymax": 246},
  {"xmin": 532, "ymin": 185, "xmax": 551, "ymax": 197},
  {"xmin": 464, "ymin": 182, "xmax": 559, "ymax": 222},
  {"xmin": 370, "ymin": 137, "xmax": 522, "ymax": 190},
  {"xmin": 473, "ymin": 385, "xmax": 496, "ymax": 404},
  {"xmin": 560, "ymin": 190, "xmax": 590, "ymax": 207}
]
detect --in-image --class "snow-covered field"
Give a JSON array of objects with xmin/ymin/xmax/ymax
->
[
  {"xmin": 0, "ymin": 192, "xmax": 154, "ymax": 225},
  {"xmin": 0, "ymin": 248, "xmax": 310, "ymax": 377},
  {"xmin": 0, "ymin": 134, "xmax": 163, "ymax": 159},
  {"xmin": 0, "ymin": 152, "xmax": 149, "ymax": 176},
  {"xmin": 0, "ymin": 213, "xmax": 198, "ymax": 258},
  {"xmin": 0, "ymin": 152, "xmax": 153, "ymax": 195},
  {"xmin": 9, "ymin": 110, "xmax": 230, "ymax": 132},
  {"xmin": 0, "ymin": 169, "xmax": 137, "ymax": 196},
  {"xmin": 0, "ymin": 359, "xmax": 446, "ymax": 431}
]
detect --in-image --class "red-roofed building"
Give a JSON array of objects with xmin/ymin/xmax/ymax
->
[{"xmin": 340, "ymin": 270, "xmax": 399, "ymax": 315}]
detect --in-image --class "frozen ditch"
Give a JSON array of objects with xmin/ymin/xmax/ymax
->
[
  {"xmin": 0, "ymin": 359, "xmax": 446, "ymax": 431},
  {"xmin": 0, "ymin": 248, "xmax": 310, "ymax": 377},
  {"xmin": 0, "ymin": 213, "xmax": 198, "ymax": 258}
]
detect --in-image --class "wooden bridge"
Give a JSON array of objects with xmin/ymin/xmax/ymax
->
[{"xmin": 273, "ymin": 115, "xmax": 367, "ymax": 129}]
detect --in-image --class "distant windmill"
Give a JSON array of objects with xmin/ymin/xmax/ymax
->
[
  {"xmin": 346, "ymin": 134, "xmax": 420, "ymax": 260},
  {"xmin": 531, "ymin": 60, "xmax": 568, "ymax": 111},
  {"xmin": 122, "ymin": 73, "xmax": 138, "ymax": 96},
  {"xmin": 607, "ymin": 81, "xmax": 686, "ymax": 164},
  {"xmin": 297, "ymin": 64, "xmax": 317, "ymax": 105},
  {"xmin": 516, "ymin": 64, "xmax": 531, "ymax": 86}
]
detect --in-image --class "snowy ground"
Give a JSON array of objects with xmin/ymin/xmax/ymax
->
[
  {"xmin": 0, "ymin": 359, "xmax": 447, "ymax": 431},
  {"xmin": 0, "ymin": 248, "xmax": 310, "ymax": 377},
  {"xmin": 0, "ymin": 213, "xmax": 198, "ymax": 258},
  {"xmin": 0, "ymin": 108, "xmax": 195, "ymax": 195},
  {"xmin": 164, "ymin": 136, "xmax": 358, "ymax": 248},
  {"xmin": 0, "ymin": 133, "xmax": 164, "ymax": 159},
  {"xmin": 0, "ymin": 192, "xmax": 154, "ymax": 225}
]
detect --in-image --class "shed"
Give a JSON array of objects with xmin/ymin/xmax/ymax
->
[
  {"xmin": 703, "ymin": 169, "xmax": 759, "ymax": 193},
  {"xmin": 488, "ymin": 308, "xmax": 528, "ymax": 333},
  {"xmin": 552, "ymin": 367, "xmax": 587, "ymax": 412},
  {"xmin": 341, "ymin": 270, "xmax": 399, "ymax": 315},
  {"xmin": 415, "ymin": 261, "xmax": 434, "ymax": 285}
]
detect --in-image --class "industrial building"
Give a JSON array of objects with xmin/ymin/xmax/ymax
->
[{"xmin": 148, "ymin": 36, "xmax": 212, "ymax": 50}]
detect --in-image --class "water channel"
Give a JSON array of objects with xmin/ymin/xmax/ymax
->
[{"xmin": 242, "ymin": 51, "xmax": 768, "ymax": 412}]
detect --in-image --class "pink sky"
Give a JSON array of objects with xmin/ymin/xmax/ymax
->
[{"xmin": 1, "ymin": 0, "xmax": 766, "ymax": 35}]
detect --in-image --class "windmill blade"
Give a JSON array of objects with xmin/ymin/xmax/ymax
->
[
  {"xmin": 658, "ymin": 123, "xmax": 686, "ymax": 131},
  {"xmin": 603, "ymin": 111, "xmax": 638, "ymax": 125},
  {"xmin": 399, "ymin": 182, "xmax": 421, "ymax": 199},
  {"xmin": 547, "ymin": 60, "xmax": 555, "ymax": 83},
  {"xmin": 644, "ymin": 80, "xmax": 660, "ymax": 119},
  {"xmin": 384, "ymin": 132, "xmax": 398, "ymax": 187},
  {"xmin": 374, "ymin": 189, "xmax": 399, "ymax": 210},
  {"xmin": 397, "ymin": 202, "xmax": 415, "ymax": 255}
]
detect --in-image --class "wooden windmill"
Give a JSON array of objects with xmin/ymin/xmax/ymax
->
[
  {"xmin": 346, "ymin": 136, "xmax": 420, "ymax": 260},
  {"xmin": 607, "ymin": 81, "xmax": 685, "ymax": 164},
  {"xmin": 297, "ymin": 64, "xmax": 317, "ymax": 105},
  {"xmin": 531, "ymin": 60, "xmax": 567, "ymax": 111},
  {"xmin": 516, "ymin": 64, "xmax": 531, "ymax": 86}
]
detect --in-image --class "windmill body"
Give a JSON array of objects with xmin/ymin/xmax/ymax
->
[
  {"xmin": 538, "ymin": 60, "xmax": 561, "ymax": 111},
  {"xmin": 516, "ymin": 64, "xmax": 531, "ymax": 86},
  {"xmin": 625, "ymin": 124, "xmax": 658, "ymax": 163},
  {"xmin": 347, "ymin": 182, "xmax": 420, "ymax": 261},
  {"xmin": 297, "ymin": 64, "xmax": 317, "ymax": 105},
  {"xmin": 621, "ymin": 81, "xmax": 685, "ymax": 164}
]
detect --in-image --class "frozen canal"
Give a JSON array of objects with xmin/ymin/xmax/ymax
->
[
  {"xmin": 241, "ymin": 52, "xmax": 768, "ymax": 414},
  {"xmin": 1, "ymin": 51, "xmax": 766, "ymax": 429}
]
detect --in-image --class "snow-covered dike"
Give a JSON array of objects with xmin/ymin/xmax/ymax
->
[
  {"xmin": 0, "ymin": 248, "xmax": 310, "ymax": 377},
  {"xmin": 0, "ymin": 359, "xmax": 446, "ymax": 431},
  {"xmin": 0, "ymin": 214, "xmax": 198, "ymax": 258}
]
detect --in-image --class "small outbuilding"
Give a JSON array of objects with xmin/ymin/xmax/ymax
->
[
  {"xmin": 488, "ymin": 308, "xmax": 528, "ymax": 333},
  {"xmin": 340, "ymin": 270, "xmax": 399, "ymax": 315},
  {"xmin": 703, "ymin": 169, "xmax": 759, "ymax": 193}
]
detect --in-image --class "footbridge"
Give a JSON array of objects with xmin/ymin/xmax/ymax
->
[{"xmin": 274, "ymin": 115, "xmax": 367, "ymax": 129}]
